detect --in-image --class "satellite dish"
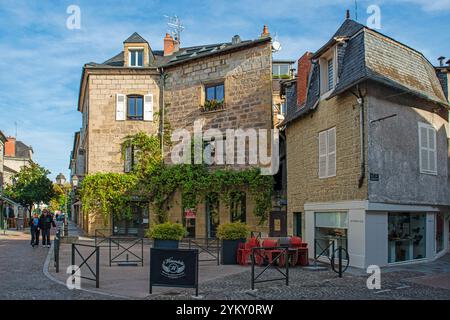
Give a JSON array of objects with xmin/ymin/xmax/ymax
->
[{"xmin": 272, "ymin": 40, "xmax": 282, "ymax": 52}]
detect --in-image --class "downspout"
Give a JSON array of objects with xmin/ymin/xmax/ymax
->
[
  {"xmin": 356, "ymin": 85, "xmax": 366, "ymax": 188},
  {"xmin": 159, "ymin": 67, "xmax": 166, "ymax": 160}
]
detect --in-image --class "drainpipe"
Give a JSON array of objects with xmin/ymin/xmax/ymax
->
[
  {"xmin": 356, "ymin": 86, "xmax": 366, "ymax": 188},
  {"xmin": 159, "ymin": 68, "xmax": 166, "ymax": 159}
]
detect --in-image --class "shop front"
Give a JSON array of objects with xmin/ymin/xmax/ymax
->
[{"xmin": 304, "ymin": 201, "xmax": 450, "ymax": 268}]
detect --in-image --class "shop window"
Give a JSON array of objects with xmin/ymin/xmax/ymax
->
[
  {"xmin": 314, "ymin": 212, "xmax": 348, "ymax": 259},
  {"xmin": 388, "ymin": 212, "xmax": 426, "ymax": 263}
]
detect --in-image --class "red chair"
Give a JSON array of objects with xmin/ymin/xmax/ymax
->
[
  {"xmin": 237, "ymin": 238, "xmax": 260, "ymax": 266},
  {"xmin": 289, "ymin": 236, "xmax": 309, "ymax": 266},
  {"xmin": 261, "ymin": 239, "xmax": 282, "ymax": 265}
]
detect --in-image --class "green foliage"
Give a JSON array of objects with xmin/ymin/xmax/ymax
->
[
  {"xmin": 79, "ymin": 173, "xmax": 138, "ymax": 223},
  {"xmin": 146, "ymin": 222, "xmax": 187, "ymax": 240},
  {"xmin": 79, "ymin": 132, "xmax": 274, "ymax": 225},
  {"xmin": 49, "ymin": 183, "xmax": 71, "ymax": 213},
  {"xmin": 201, "ymin": 99, "xmax": 225, "ymax": 112},
  {"xmin": 5, "ymin": 163, "xmax": 55, "ymax": 214},
  {"xmin": 217, "ymin": 221, "xmax": 249, "ymax": 240}
]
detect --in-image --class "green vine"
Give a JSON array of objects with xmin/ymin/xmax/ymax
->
[{"xmin": 80, "ymin": 132, "xmax": 274, "ymax": 226}]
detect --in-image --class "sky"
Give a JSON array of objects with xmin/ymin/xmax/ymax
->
[{"xmin": 0, "ymin": 0, "xmax": 449, "ymax": 181}]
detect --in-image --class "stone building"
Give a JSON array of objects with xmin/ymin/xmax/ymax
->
[
  {"xmin": 0, "ymin": 130, "xmax": 5, "ymax": 191},
  {"xmin": 72, "ymin": 27, "xmax": 281, "ymax": 237},
  {"xmin": 282, "ymin": 17, "xmax": 450, "ymax": 268},
  {"xmin": 3, "ymin": 137, "xmax": 33, "ymax": 186}
]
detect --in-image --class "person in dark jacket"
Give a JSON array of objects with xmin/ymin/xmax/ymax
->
[
  {"xmin": 30, "ymin": 213, "xmax": 40, "ymax": 247},
  {"xmin": 39, "ymin": 209, "xmax": 55, "ymax": 248}
]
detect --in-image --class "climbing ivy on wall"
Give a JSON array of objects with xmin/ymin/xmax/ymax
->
[{"xmin": 80, "ymin": 132, "xmax": 274, "ymax": 225}]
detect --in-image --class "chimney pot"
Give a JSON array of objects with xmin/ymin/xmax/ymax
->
[
  {"xmin": 164, "ymin": 33, "xmax": 178, "ymax": 56},
  {"xmin": 232, "ymin": 35, "xmax": 241, "ymax": 45},
  {"xmin": 261, "ymin": 25, "xmax": 270, "ymax": 38},
  {"xmin": 438, "ymin": 56, "xmax": 446, "ymax": 67},
  {"xmin": 346, "ymin": 9, "xmax": 350, "ymax": 19}
]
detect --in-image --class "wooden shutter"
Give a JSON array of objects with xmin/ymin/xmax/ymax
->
[
  {"xmin": 327, "ymin": 127, "xmax": 336, "ymax": 177},
  {"xmin": 318, "ymin": 131, "xmax": 327, "ymax": 178},
  {"xmin": 428, "ymin": 126, "xmax": 437, "ymax": 173},
  {"xmin": 116, "ymin": 94, "xmax": 126, "ymax": 121},
  {"xmin": 143, "ymin": 94, "xmax": 153, "ymax": 121}
]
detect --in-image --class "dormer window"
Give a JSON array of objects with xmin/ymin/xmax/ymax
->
[
  {"xmin": 129, "ymin": 49, "xmax": 144, "ymax": 67},
  {"xmin": 319, "ymin": 47, "xmax": 337, "ymax": 97},
  {"xmin": 327, "ymin": 58, "xmax": 334, "ymax": 91}
]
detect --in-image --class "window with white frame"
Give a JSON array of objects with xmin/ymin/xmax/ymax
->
[
  {"xmin": 318, "ymin": 127, "xmax": 336, "ymax": 178},
  {"xmin": 319, "ymin": 47, "xmax": 337, "ymax": 96},
  {"xmin": 129, "ymin": 49, "xmax": 144, "ymax": 67},
  {"xmin": 327, "ymin": 58, "xmax": 334, "ymax": 91},
  {"xmin": 418, "ymin": 122, "xmax": 437, "ymax": 175}
]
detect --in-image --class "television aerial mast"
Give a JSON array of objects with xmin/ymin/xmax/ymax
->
[{"xmin": 164, "ymin": 15, "xmax": 185, "ymax": 44}]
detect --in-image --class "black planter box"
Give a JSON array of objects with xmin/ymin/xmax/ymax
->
[
  {"xmin": 221, "ymin": 239, "xmax": 245, "ymax": 265},
  {"xmin": 153, "ymin": 239, "xmax": 179, "ymax": 249}
]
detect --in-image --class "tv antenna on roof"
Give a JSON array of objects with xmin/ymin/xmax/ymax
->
[{"xmin": 164, "ymin": 15, "xmax": 184, "ymax": 44}]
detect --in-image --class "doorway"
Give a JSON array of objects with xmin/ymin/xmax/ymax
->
[
  {"xmin": 206, "ymin": 193, "xmax": 220, "ymax": 238},
  {"xmin": 269, "ymin": 211, "xmax": 287, "ymax": 237},
  {"xmin": 113, "ymin": 202, "xmax": 149, "ymax": 237}
]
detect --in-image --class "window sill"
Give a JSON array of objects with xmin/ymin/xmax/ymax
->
[
  {"xmin": 420, "ymin": 170, "xmax": 437, "ymax": 176},
  {"xmin": 319, "ymin": 174, "xmax": 336, "ymax": 179}
]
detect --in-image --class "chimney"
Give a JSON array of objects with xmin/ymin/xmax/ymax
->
[
  {"xmin": 5, "ymin": 136, "xmax": 16, "ymax": 157},
  {"xmin": 232, "ymin": 35, "xmax": 241, "ymax": 45},
  {"xmin": 261, "ymin": 25, "xmax": 270, "ymax": 38},
  {"xmin": 346, "ymin": 9, "xmax": 350, "ymax": 19},
  {"xmin": 438, "ymin": 56, "xmax": 446, "ymax": 67},
  {"xmin": 164, "ymin": 33, "xmax": 178, "ymax": 56},
  {"xmin": 297, "ymin": 52, "xmax": 313, "ymax": 107}
]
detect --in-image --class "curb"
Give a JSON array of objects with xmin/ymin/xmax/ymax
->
[{"xmin": 42, "ymin": 242, "xmax": 131, "ymax": 300}]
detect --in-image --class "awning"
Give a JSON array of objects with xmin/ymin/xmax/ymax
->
[{"xmin": 0, "ymin": 195, "xmax": 21, "ymax": 207}]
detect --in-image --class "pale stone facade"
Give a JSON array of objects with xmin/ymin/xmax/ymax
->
[{"xmin": 75, "ymin": 32, "xmax": 275, "ymax": 236}]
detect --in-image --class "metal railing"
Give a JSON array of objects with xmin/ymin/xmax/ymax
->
[
  {"xmin": 94, "ymin": 228, "xmax": 116, "ymax": 248},
  {"xmin": 181, "ymin": 237, "xmax": 220, "ymax": 265},
  {"xmin": 71, "ymin": 243, "xmax": 100, "ymax": 288},
  {"xmin": 109, "ymin": 237, "xmax": 144, "ymax": 266},
  {"xmin": 250, "ymin": 246, "xmax": 289, "ymax": 290},
  {"xmin": 54, "ymin": 228, "xmax": 61, "ymax": 273},
  {"xmin": 314, "ymin": 238, "xmax": 349, "ymax": 278}
]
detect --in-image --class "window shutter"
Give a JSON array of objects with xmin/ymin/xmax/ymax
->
[
  {"xmin": 124, "ymin": 146, "xmax": 131, "ymax": 173},
  {"xmin": 318, "ymin": 131, "xmax": 327, "ymax": 178},
  {"xmin": 419, "ymin": 125, "xmax": 428, "ymax": 171},
  {"xmin": 143, "ymin": 94, "xmax": 153, "ymax": 121},
  {"xmin": 116, "ymin": 94, "xmax": 126, "ymax": 121},
  {"xmin": 428, "ymin": 127, "xmax": 437, "ymax": 173},
  {"xmin": 327, "ymin": 127, "xmax": 336, "ymax": 177}
]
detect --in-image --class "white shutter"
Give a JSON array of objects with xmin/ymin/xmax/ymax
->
[
  {"xmin": 116, "ymin": 94, "xmax": 126, "ymax": 121},
  {"xmin": 419, "ymin": 123, "xmax": 437, "ymax": 174},
  {"xmin": 143, "ymin": 94, "xmax": 153, "ymax": 121},
  {"xmin": 327, "ymin": 127, "xmax": 336, "ymax": 177},
  {"xmin": 428, "ymin": 127, "xmax": 437, "ymax": 173},
  {"xmin": 318, "ymin": 131, "xmax": 327, "ymax": 178}
]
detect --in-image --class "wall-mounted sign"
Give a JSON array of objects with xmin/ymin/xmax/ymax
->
[
  {"xmin": 370, "ymin": 173, "xmax": 380, "ymax": 182},
  {"xmin": 149, "ymin": 248, "xmax": 199, "ymax": 296},
  {"xmin": 184, "ymin": 208, "xmax": 196, "ymax": 219},
  {"xmin": 274, "ymin": 219, "xmax": 281, "ymax": 231}
]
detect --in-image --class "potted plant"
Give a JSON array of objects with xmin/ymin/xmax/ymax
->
[
  {"xmin": 146, "ymin": 222, "xmax": 186, "ymax": 249},
  {"xmin": 217, "ymin": 222, "xmax": 249, "ymax": 265}
]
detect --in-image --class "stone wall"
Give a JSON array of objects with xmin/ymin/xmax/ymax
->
[
  {"xmin": 86, "ymin": 70, "xmax": 160, "ymax": 174},
  {"xmin": 286, "ymin": 90, "xmax": 368, "ymax": 235}
]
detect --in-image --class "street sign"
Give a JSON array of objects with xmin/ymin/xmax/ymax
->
[{"xmin": 149, "ymin": 248, "xmax": 199, "ymax": 296}]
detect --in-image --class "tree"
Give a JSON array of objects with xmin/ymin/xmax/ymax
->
[{"xmin": 4, "ymin": 163, "xmax": 55, "ymax": 219}]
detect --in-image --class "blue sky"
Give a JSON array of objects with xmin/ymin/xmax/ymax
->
[{"xmin": 0, "ymin": 0, "xmax": 449, "ymax": 180}]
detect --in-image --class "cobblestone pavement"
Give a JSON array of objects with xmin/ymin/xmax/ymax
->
[
  {"xmin": 147, "ymin": 260, "xmax": 450, "ymax": 300},
  {"xmin": 0, "ymin": 230, "xmax": 115, "ymax": 300}
]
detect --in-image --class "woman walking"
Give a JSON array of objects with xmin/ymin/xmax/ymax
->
[
  {"xmin": 30, "ymin": 213, "xmax": 40, "ymax": 247},
  {"xmin": 39, "ymin": 209, "xmax": 55, "ymax": 248}
]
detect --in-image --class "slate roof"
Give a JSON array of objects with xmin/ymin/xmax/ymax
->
[
  {"xmin": 283, "ymin": 18, "xmax": 449, "ymax": 126},
  {"xmin": 0, "ymin": 130, "xmax": 6, "ymax": 143},
  {"xmin": 14, "ymin": 141, "xmax": 33, "ymax": 159},
  {"xmin": 88, "ymin": 34, "xmax": 271, "ymax": 69},
  {"xmin": 123, "ymin": 32, "xmax": 148, "ymax": 44}
]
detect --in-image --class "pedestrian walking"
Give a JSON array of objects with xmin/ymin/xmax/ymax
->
[
  {"xmin": 39, "ymin": 209, "xmax": 56, "ymax": 248},
  {"xmin": 30, "ymin": 213, "xmax": 40, "ymax": 247}
]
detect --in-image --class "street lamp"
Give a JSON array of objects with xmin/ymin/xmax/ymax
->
[
  {"xmin": 71, "ymin": 175, "xmax": 79, "ymax": 188},
  {"xmin": 56, "ymin": 173, "xmax": 68, "ymax": 236}
]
